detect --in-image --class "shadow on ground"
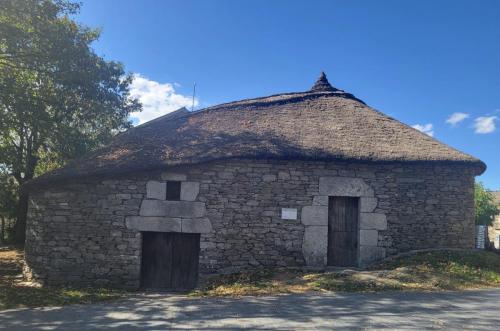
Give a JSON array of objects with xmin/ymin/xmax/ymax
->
[{"xmin": 1, "ymin": 289, "xmax": 500, "ymax": 330}]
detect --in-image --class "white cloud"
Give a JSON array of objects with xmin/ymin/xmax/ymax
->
[
  {"xmin": 129, "ymin": 74, "xmax": 198, "ymax": 125},
  {"xmin": 411, "ymin": 123, "xmax": 434, "ymax": 137},
  {"xmin": 445, "ymin": 112, "xmax": 469, "ymax": 126},
  {"xmin": 473, "ymin": 116, "xmax": 498, "ymax": 134}
]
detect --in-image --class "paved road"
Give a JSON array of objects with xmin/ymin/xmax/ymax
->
[{"xmin": 1, "ymin": 289, "xmax": 499, "ymax": 330}]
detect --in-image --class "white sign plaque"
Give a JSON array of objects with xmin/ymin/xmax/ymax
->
[{"xmin": 281, "ymin": 208, "xmax": 297, "ymax": 220}]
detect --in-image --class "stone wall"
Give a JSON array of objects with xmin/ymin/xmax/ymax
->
[
  {"xmin": 24, "ymin": 159, "xmax": 477, "ymax": 287},
  {"xmin": 488, "ymin": 215, "xmax": 500, "ymax": 249}
]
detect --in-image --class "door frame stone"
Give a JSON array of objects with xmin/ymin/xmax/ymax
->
[{"xmin": 301, "ymin": 176, "xmax": 387, "ymax": 267}]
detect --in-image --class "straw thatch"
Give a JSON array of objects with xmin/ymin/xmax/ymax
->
[{"xmin": 26, "ymin": 73, "xmax": 485, "ymax": 188}]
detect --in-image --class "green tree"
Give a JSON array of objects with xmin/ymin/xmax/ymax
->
[
  {"xmin": 475, "ymin": 182, "xmax": 500, "ymax": 226},
  {"xmin": 0, "ymin": 168, "xmax": 18, "ymax": 243},
  {"xmin": 0, "ymin": 0, "xmax": 141, "ymax": 244}
]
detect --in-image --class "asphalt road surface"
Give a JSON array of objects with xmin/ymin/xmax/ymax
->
[{"xmin": 1, "ymin": 289, "xmax": 499, "ymax": 330}]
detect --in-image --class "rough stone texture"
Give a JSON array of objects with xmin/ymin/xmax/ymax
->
[
  {"xmin": 139, "ymin": 200, "xmax": 206, "ymax": 218},
  {"xmin": 302, "ymin": 226, "xmax": 328, "ymax": 266},
  {"xmin": 24, "ymin": 159, "xmax": 477, "ymax": 288},
  {"xmin": 126, "ymin": 216, "xmax": 181, "ymax": 232},
  {"xmin": 180, "ymin": 182, "xmax": 200, "ymax": 201},
  {"xmin": 312, "ymin": 196, "xmax": 328, "ymax": 206},
  {"xmin": 301, "ymin": 206, "xmax": 328, "ymax": 226},
  {"xmin": 146, "ymin": 181, "xmax": 166, "ymax": 200},
  {"xmin": 182, "ymin": 218, "xmax": 213, "ymax": 233}
]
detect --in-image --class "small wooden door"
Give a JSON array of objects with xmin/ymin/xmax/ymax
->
[
  {"xmin": 141, "ymin": 232, "xmax": 200, "ymax": 290},
  {"xmin": 327, "ymin": 197, "xmax": 359, "ymax": 267}
]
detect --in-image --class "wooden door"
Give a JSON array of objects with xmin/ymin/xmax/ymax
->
[
  {"xmin": 327, "ymin": 197, "xmax": 359, "ymax": 267},
  {"xmin": 141, "ymin": 232, "xmax": 200, "ymax": 290}
]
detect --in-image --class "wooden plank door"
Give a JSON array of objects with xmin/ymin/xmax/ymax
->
[
  {"xmin": 170, "ymin": 233, "xmax": 200, "ymax": 290},
  {"xmin": 141, "ymin": 232, "xmax": 173, "ymax": 289},
  {"xmin": 141, "ymin": 232, "xmax": 200, "ymax": 290},
  {"xmin": 327, "ymin": 197, "xmax": 359, "ymax": 267}
]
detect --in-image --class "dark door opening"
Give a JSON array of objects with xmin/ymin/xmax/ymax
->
[
  {"xmin": 141, "ymin": 232, "xmax": 200, "ymax": 290},
  {"xmin": 327, "ymin": 196, "xmax": 359, "ymax": 267}
]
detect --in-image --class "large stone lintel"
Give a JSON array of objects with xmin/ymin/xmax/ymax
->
[
  {"xmin": 139, "ymin": 200, "xmax": 206, "ymax": 218},
  {"xmin": 125, "ymin": 216, "xmax": 181, "ymax": 232},
  {"xmin": 319, "ymin": 177, "xmax": 374, "ymax": 197},
  {"xmin": 125, "ymin": 216, "xmax": 212, "ymax": 233},
  {"xmin": 161, "ymin": 172, "xmax": 187, "ymax": 181}
]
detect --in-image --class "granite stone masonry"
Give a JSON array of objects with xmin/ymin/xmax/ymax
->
[{"xmin": 24, "ymin": 159, "xmax": 477, "ymax": 288}]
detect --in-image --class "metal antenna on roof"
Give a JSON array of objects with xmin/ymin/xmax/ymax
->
[{"xmin": 191, "ymin": 82, "xmax": 196, "ymax": 112}]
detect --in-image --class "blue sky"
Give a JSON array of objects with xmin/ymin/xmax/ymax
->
[{"xmin": 77, "ymin": 0, "xmax": 499, "ymax": 189}]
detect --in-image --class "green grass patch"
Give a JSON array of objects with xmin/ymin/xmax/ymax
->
[
  {"xmin": 192, "ymin": 250, "xmax": 500, "ymax": 297},
  {"xmin": 372, "ymin": 250, "xmax": 500, "ymax": 290}
]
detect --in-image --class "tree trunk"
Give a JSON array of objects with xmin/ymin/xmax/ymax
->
[
  {"xmin": 1, "ymin": 215, "xmax": 4, "ymax": 244},
  {"xmin": 14, "ymin": 190, "xmax": 29, "ymax": 246}
]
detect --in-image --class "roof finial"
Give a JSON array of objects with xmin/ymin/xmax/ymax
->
[{"xmin": 310, "ymin": 71, "xmax": 338, "ymax": 92}]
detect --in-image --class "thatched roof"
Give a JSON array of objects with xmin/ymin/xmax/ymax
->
[{"xmin": 26, "ymin": 72, "xmax": 485, "ymax": 188}]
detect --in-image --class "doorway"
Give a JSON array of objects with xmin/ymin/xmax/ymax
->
[
  {"xmin": 141, "ymin": 232, "xmax": 200, "ymax": 290},
  {"xmin": 327, "ymin": 196, "xmax": 359, "ymax": 267}
]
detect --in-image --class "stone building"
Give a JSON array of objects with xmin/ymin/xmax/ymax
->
[
  {"xmin": 24, "ymin": 73, "xmax": 485, "ymax": 289},
  {"xmin": 487, "ymin": 191, "xmax": 500, "ymax": 249}
]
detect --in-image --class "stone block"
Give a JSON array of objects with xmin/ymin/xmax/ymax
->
[
  {"xmin": 139, "ymin": 200, "xmax": 206, "ymax": 218},
  {"xmin": 278, "ymin": 171, "xmax": 290, "ymax": 180},
  {"xmin": 301, "ymin": 206, "xmax": 328, "ymax": 226},
  {"xmin": 302, "ymin": 226, "xmax": 328, "ymax": 266},
  {"xmin": 263, "ymin": 174, "xmax": 277, "ymax": 182},
  {"xmin": 360, "ymin": 197, "xmax": 378, "ymax": 212},
  {"xmin": 182, "ymin": 218, "xmax": 213, "ymax": 233},
  {"xmin": 146, "ymin": 181, "xmax": 166, "ymax": 200},
  {"xmin": 319, "ymin": 177, "xmax": 374, "ymax": 197},
  {"xmin": 359, "ymin": 246, "xmax": 386, "ymax": 266},
  {"xmin": 217, "ymin": 171, "xmax": 234, "ymax": 179},
  {"xmin": 161, "ymin": 172, "xmax": 187, "ymax": 181},
  {"xmin": 51, "ymin": 216, "xmax": 67, "ymax": 223},
  {"xmin": 312, "ymin": 195, "xmax": 328, "ymax": 206},
  {"xmin": 360, "ymin": 230, "xmax": 379, "ymax": 246},
  {"xmin": 360, "ymin": 213, "xmax": 387, "ymax": 230},
  {"xmin": 125, "ymin": 216, "xmax": 181, "ymax": 232},
  {"xmin": 180, "ymin": 182, "xmax": 200, "ymax": 201}
]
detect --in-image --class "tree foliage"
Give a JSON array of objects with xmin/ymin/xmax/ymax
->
[
  {"xmin": 0, "ymin": 169, "xmax": 17, "ymax": 219},
  {"xmin": 474, "ymin": 182, "xmax": 500, "ymax": 226},
  {"xmin": 0, "ymin": 0, "xmax": 141, "ymax": 243}
]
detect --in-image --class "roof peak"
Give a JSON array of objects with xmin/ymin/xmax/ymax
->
[{"xmin": 310, "ymin": 71, "xmax": 339, "ymax": 92}]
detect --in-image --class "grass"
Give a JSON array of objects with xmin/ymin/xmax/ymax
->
[
  {"xmin": 0, "ymin": 247, "xmax": 127, "ymax": 310},
  {"xmin": 192, "ymin": 250, "xmax": 500, "ymax": 297},
  {"xmin": 3, "ymin": 247, "xmax": 500, "ymax": 306}
]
